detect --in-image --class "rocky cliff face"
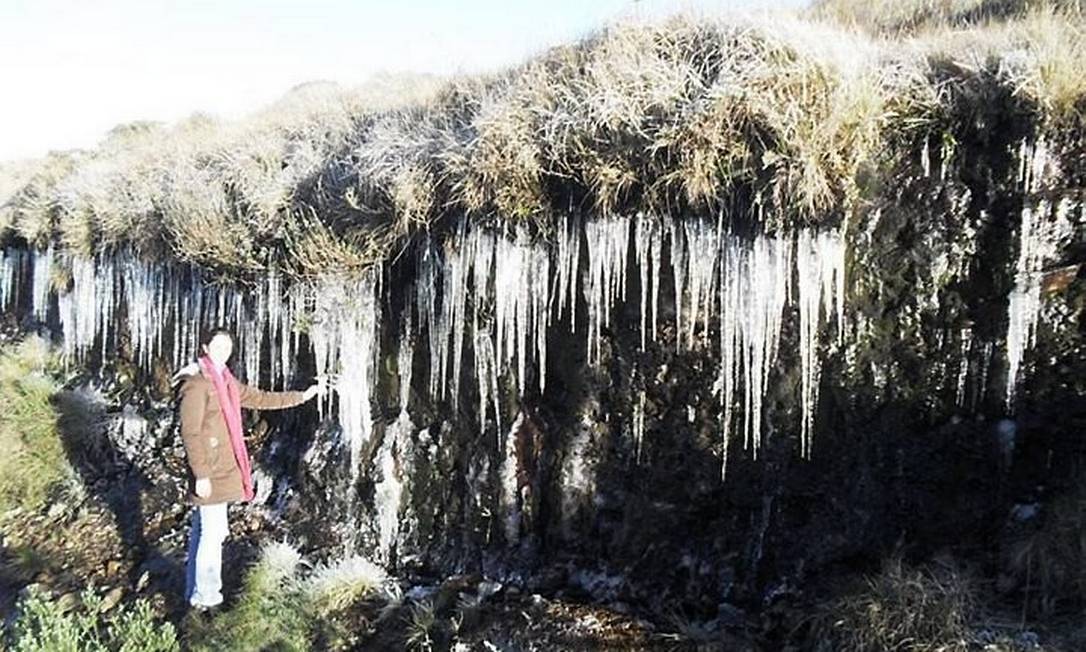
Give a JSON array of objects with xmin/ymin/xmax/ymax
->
[{"xmin": 1, "ymin": 101, "xmax": 1082, "ymax": 625}]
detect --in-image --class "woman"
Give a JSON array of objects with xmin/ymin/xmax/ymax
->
[{"xmin": 176, "ymin": 326, "xmax": 326, "ymax": 611}]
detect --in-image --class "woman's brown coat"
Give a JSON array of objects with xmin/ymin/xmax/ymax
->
[{"xmin": 178, "ymin": 371, "xmax": 306, "ymax": 506}]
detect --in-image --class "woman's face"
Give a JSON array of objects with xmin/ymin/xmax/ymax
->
[{"xmin": 203, "ymin": 333, "xmax": 233, "ymax": 365}]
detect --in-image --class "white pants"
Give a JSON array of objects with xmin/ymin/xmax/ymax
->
[{"xmin": 184, "ymin": 502, "xmax": 229, "ymax": 607}]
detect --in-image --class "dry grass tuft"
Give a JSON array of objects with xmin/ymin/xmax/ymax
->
[
  {"xmin": 810, "ymin": 0, "xmax": 1083, "ymax": 35},
  {"xmin": 1, "ymin": 5, "xmax": 1084, "ymax": 275},
  {"xmin": 302, "ymin": 554, "xmax": 388, "ymax": 612},
  {"xmin": 1006, "ymin": 477, "xmax": 1086, "ymax": 615},
  {"xmin": 813, "ymin": 556, "xmax": 978, "ymax": 652}
]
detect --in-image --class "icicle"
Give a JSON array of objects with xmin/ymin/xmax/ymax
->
[
  {"xmin": 940, "ymin": 134, "xmax": 954, "ymax": 181},
  {"xmin": 398, "ymin": 291, "xmax": 415, "ymax": 414},
  {"xmin": 1018, "ymin": 138, "xmax": 1055, "ymax": 194},
  {"xmin": 31, "ymin": 244, "xmax": 54, "ymax": 321},
  {"xmin": 264, "ymin": 269, "xmax": 288, "ymax": 388},
  {"xmin": 796, "ymin": 233, "xmax": 820, "ymax": 459},
  {"xmin": 57, "ymin": 253, "xmax": 117, "ymax": 364},
  {"xmin": 921, "ymin": 133, "xmax": 931, "ymax": 177},
  {"xmin": 307, "ymin": 268, "xmax": 381, "ymax": 480},
  {"xmin": 1005, "ymin": 138, "xmax": 1071, "ymax": 410},
  {"xmin": 493, "ymin": 223, "xmax": 551, "ymax": 395},
  {"xmin": 717, "ymin": 228, "xmax": 793, "ymax": 460},
  {"xmin": 974, "ymin": 341, "xmax": 994, "ymax": 411},
  {"xmin": 469, "ymin": 224, "xmax": 501, "ymax": 432},
  {"xmin": 634, "ymin": 212, "xmax": 663, "ymax": 350},
  {"xmin": 499, "ymin": 412, "xmax": 524, "ymax": 545},
  {"xmin": 373, "ymin": 411, "xmax": 408, "ymax": 564},
  {"xmin": 584, "ymin": 215, "xmax": 631, "ymax": 365},
  {"xmin": 417, "ymin": 236, "xmax": 442, "ymax": 401},
  {"xmin": 670, "ymin": 219, "xmax": 687, "ymax": 352},
  {"xmin": 955, "ymin": 327, "xmax": 973, "ymax": 409},
  {"xmin": 123, "ymin": 254, "xmax": 162, "ymax": 371},
  {"xmin": 632, "ymin": 390, "xmax": 646, "ymax": 464},
  {"xmin": 0, "ymin": 249, "xmax": 24, "ymax": 310},
  {"xmin": 555, "ymin": 213, "xmax": 582, "ymax": 331},
  {"xmin": 474, "ymin": 326, "xmax": 501, "ymax": 439},
  {"xmin": 1005, "ymin": 197, "xmax": 1071, "ymax": 409},
  {"xmin": 446, "ymin": 220, "xmax": 472, "ymax": 405},
  {"xmin": 680, "ymin": 219, "xmax": 719, "ymax": 350},
  {"xmin": 795, "ymin": 229, "xmax": 845, "ymax": 459}
]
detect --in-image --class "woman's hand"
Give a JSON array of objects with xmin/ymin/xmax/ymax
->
[
  {"xmin": 195, "ymin": 477, "xmax": 212, "ymax": 498},
  {"xmin": 171, "ymin": 361, "xmax": 201, "ymax": 385},
  {"xmin": 302, "ymin": 374, "xmax": 330, "ymax": 402}
]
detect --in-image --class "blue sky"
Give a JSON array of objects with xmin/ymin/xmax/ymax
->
[{"xmin": 0, "ymin": 0, "xmax": 808, "ymax": 160}]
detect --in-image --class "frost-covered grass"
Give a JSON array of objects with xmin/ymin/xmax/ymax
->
[
  {"xmin": 1, "ymin": 2, "xmax": 1084, "ymax": 280},
  {"xmin": 302, "ymin": 554, "xmax": 388, "ymax": 612},
  {"xmin": 185, "ymin": 542, "xmax": 393, "ymax": 651},
  {"xmin": 404, "ymin": 598, "xmax": 436, "ymax": 652},
  {"xmin": 810, "ymin": 0, "xmax": 1082, "ymax": 34}
]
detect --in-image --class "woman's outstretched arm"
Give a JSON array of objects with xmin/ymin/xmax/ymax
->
[{"xmin": 237, "ymin": 376, "xmax": 325, "ymax": 410}]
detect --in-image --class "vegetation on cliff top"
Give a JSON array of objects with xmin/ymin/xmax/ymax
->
[{"xmin": 0, "ymin": 0, "xmax": 1082, "ymax": 280}]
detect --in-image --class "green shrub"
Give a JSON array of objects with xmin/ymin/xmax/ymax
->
[
  {"xmin": 6, "ymin": 586, "xmax": 178, "ymax": 652},
  {"xmin": 109, "ymin": 600, "xmax": 180, "ymax": 652},
  {"xmin": 9, "ymin": 587, "xmax": 103, "ymax": 652}
]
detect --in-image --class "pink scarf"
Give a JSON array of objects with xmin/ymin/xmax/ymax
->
[{"xmin": 198, "ymin": 354, "xmax": 254, "ymax": 502}]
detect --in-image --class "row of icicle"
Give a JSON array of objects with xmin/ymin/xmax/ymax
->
[{"xmin": 0, "ymin": 148, "xmax": 1071, "ymax": 478}]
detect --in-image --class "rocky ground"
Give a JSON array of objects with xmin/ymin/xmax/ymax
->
[
  {"xmin": 0, "ymin": 452, "xmax": 740, "ymax": 650},
  {"xmin": 0, "ymin": 494, "xmax": 737, "ymax": 651},
  {"xmin": 3, "ymin": 477, "xmax": 1082, "ymax": 651}
]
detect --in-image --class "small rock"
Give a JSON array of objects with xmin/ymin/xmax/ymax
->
[
  {"xmin": 477, "ymin": 579, "xmax": 502, "ymax": 600},
  {"xmin": 136, "ymin": 571, "xmax": 151, "ymax": 592},
  {"xmin": 716, "ymin": 601, "xmax": 747, "ymax": 626},
  {"xmin": 1015, "ymin": 631, "xmax": 1041, "ymax": 648},
  {"xmin": 1011, "ymin": 503, "xmax": 1039, "ymax": 521},
  {"xmin": 98, "ymin": 586, "xmax": 125, "ymax": 613},
  {"xmin": 56, "ymin": 591, "xmax": 80, "ymax": 613},
  {"xmin": 106, "ymin": 560, "xmax": 123, "ymax": 576}
]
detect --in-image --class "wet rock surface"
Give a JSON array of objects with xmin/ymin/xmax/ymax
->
[{"xmin": 0, "ymin": 124, "xmax": 1084, "ymax": 649}]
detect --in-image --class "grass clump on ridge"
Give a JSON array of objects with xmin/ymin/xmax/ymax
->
[
  {"xmin": 809, "ymin": 0, "xmax": 1083, "ymax": 35},
  {"xmin": 0, "ymin": 2, "xmax": 1084, "ymax": 280}
]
